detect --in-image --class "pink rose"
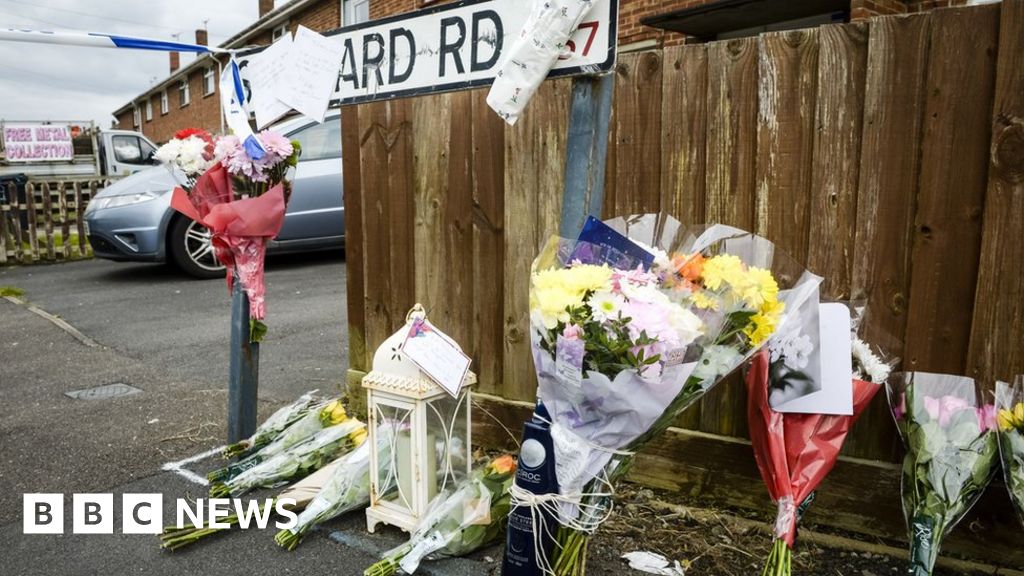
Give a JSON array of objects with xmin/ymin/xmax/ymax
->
[
  {"xmin": 976, "ymin": 404, "xmax": 997, "ymax": 433},
  {"xmin": 561, "ymin": 324, "xmax": 583, "ymax": 341},
  {"xmin": 923, "ymin": 395, "xmax": 972, "ymax": 427}
]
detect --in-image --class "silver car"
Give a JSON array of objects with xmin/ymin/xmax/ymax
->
[{"xmin": 84, "ymin": 113, "xmax": 344, "ymax": 278}]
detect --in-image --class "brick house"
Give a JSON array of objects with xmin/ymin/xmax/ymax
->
[{"xmin": 114, "ymin": 0, "xmax": 969, "ymax": 142}]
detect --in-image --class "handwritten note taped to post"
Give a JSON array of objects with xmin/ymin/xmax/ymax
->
[
  {"xmin": 401, "ymin": 320, "xmax": 472, "ymax": 397},
  {"xmin": 248, "ymin": 34, "xmax": 294, "ymax": 129},
  {"xmin": 278, "ymin": 26, "xmax": 344, "ymax": 123}
]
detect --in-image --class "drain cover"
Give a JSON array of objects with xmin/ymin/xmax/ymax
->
[{"xmin": 65, "ymin": 382, "xmax": 142, "ymax": 400}]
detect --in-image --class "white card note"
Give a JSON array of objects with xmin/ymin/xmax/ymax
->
[
  {"xmin": 278, "ymin": 25, "xmax": 344, "ymax": 123},
  {"xmin": 774, "ymin": 303, "xmax": 854, "ymax": 416},
  {"xmin": 248, "ymin": 34, "xmax": 295, "ymax": 129},
  {"xmin": 401, "ymin": 320, "xmax": 472, "ymax": 397}
]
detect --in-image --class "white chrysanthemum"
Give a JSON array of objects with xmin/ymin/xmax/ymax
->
[
  {"xmin": 588, "ymin": 290, "xmax": 624, "ymax": 323},
  {"xmin": 177, "ymin": 136, "xmax": 212, "ymax": 175},
  {"xmin": 630, "ymin": 237, "xmax": 672, "ymax": 272},
  {"xmin": 667, "ymin": 305, "xmax": 703, "ymax": 346},
  {"xmin": 852, "ymin": 337, "xmax": 890, "ymax": 383},
  {"xmin": 153, "ymin": 139, "xmax": 181, "ymax": 164},
  {"xmin": 692, "ymin": 345, "xmax": 742, "ymax": 384}
]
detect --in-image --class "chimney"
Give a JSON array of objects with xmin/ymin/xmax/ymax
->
[
  {"xmin": 195, "ymin": 28, "xmax": 208, "ymax": 47},
  {"xmin": 259, "ymin": 0, "xmax": 274, "ymax": 18},
  {"xmin": 169, "ymin": 51, "xmax": 180, "ymax": 73}
]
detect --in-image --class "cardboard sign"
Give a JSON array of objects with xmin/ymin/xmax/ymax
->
[
  {"xmin": 3, "ymin": 123, "xmax": 73, "ymax": 162},
  {"xmin": 401, "ymin": 319, "xmax": 472, "ymax": 397},
  {"xmin": 237, "ymin": 0, "xmax": 616, "ymax": 108}
]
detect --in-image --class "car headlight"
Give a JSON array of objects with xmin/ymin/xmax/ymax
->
[{"xmin": 85, "ymin": 191, "xmax": 160, "ymax": 214}]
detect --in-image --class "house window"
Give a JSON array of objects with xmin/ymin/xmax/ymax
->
[
  {"xmin": 144, "ymin": 100, "xmax": 152, "ymax": 122},
  {"xmin": 160, "ymin": 90, "xmax": 169, "ymax": 114},
  {"xmin": 179, "ymin": 79, "xmax": 191, "ymax": 107},
  {"xmin": 132, "ymin": 106, "xmax": 141, "ymax": 127},
  {"xmin": 343, "ymin": 0, "xmax": 370, "ymax": 25},
  {"xmin": 272, "ymin": 22, "xmax": 289, "ymax": 40},
  {"xmin": 203, "ymin": 67, "xmax": 216, "ymax": 96}
]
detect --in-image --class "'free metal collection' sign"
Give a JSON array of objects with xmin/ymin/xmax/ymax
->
[{"xmin": 238, "ymin": 0, "xmax": 617, "ymax": 107}]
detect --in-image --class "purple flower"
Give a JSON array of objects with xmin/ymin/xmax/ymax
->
[
  {"xmin": 257, "ymin": 130, "xmax": 293, "ymax": 159},
  {"xmin": 562, "ymin": 323, "xmax": 584, "ymax": 340},
  {"xmin": 976, "ymin": 404, "xmax": 998, "ymax": 433}
]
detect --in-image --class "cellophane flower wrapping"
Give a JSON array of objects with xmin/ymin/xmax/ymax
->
[
  {"xmin": 208, "ymin": 398, "xmax": 348, "ymax": 483},
  {"xmin": 746, "ymin": 306, "xmax": 895, "ymax": 576},
  {"xmin": 365, "ymin": 455, "xmax": 517, "ymax": 576},
  {"xmin": 887, "ymin": 372, "xmax": 1000, "ymax": 576},
  {"xmin": 996, "ymin": 377, "xmax": 1024, "ymax": 527},
  {"xmin": 524, "ymin": 215, "xmax": 822, "ymax": 575},
  {"xmin": 276, "ymin": 425, "xmax": 394, "ymax": 550},
  {"xmin": 223, "ymin": 390, "xmax": 321, "ymax": 459}
]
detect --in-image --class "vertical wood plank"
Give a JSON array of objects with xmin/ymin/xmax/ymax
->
[
  {"xmin": 60, "ymin": 182, "xmax": 70, "ymax": 260},
  {"xmin": 26, "ymin": 182, "xmax": 38, "ymax": 261},
  {"xmin": 701, "ymin": 37, "xmax": 759, "ymax": 439},
  {"xmin": 705, "ymin": 37, "xmax": 759, "ymax": 229},
  {"xmin": 755, "ymin": 29, "xmax": 819, "ymax": 262},
  {"xmin": 848, "ymin": 13, "xmax": 932, "ymax": 460},
  {"xmin": 471, "ymin": 88, "xmax": 506, "ymax": 396},
  {"xmin": 413, "ymin": 93, "xmax": 452, "ymax": 323},
  {"xmin": 535, "ymin": 80, "xmax": 571, "ymax": 243},
  {"xmin": 661, "ymin": 44, "xmax": 708, "ymax": 225},
  {"xmin": 342, "ymin": 105, "xmax": 367, "ymax": 372},
  {"xmin": 386, "ymin": 98, "xmax": 417, "ymax": 331},
  {"xmin": 359, "ymin": 101, "xmax": 395, "ymax": 366},
  {"xmin": 445, "ymin": 91, "xmax": 475, "ymax": 349},
  {"xmin": 806, "ymin": 23, "xmax": 869, "ymax": 299},
  {"xmin": 12, "ymin": 185, "xmax": 25, "ymax": 262},
  {"xmin": 968, "ymin": 0, "xmax": 1024, "ymax": 385},
  {"xmin": 0, "ymin": 185, "xmax": 8, "ymax": 264},
  {"xmin": 42, "ymin": 182, "xmax": 54, "ymax": 261},
  {"xmin": 613, "ymin": 50, "xmax": 663, "ymax": 215},
  {"xmin": 74, "ymin": 182, "xmax": 87, "ymax": 257},
  {"xmin": 904, "ymin": 5, "xmax": 999, "ymax": 375}
]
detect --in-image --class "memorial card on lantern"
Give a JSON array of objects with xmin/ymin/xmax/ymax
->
[{"xmin": 401, "ymin": 319, "xmax": 471, "ymax": 397}]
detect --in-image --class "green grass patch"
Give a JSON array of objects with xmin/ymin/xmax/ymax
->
[{"xmin": 0, "ymin": 286, "xmax": 25, "ymax": 298}]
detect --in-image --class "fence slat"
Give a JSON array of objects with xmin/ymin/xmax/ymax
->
[
  {"xmin": 701, "ymin": 37, "xmax": 759, "ymax": 439},
  {"xmin": 613, "ymin": 51, "xmax": 663, "ymax": 215},
  {"xmin": 661, "ymin": 44, "xmax": 708, "ymax": 227},
  {"xmin": 968, "ymin": 0, "xmax": 1024, "ymax": 384},
  {"xmin": 903, "ymin": 5, "xmax": 1000, "ymax": 375},
  {"xmin": 0, "ymin": 185, "xmax": 8, "ymax": 264},
  {"xmin": 75, "ymin": 182, "xmax": 86, "ymax": 257},
  {"xmin": 535, "ymin": 80, "xmax": 571, "ymax": 244},
  {"xmin": 60, "ymin": 182, "xmax": 71, "ymax": 260},
  {"xmin": 26, "ymin": 182, "xmax": 38, "ymax": 261},
  {"xmin": 848, "ymin": 13, "xmax": 932, "ymax": 460},
  {"xmin": 471, "ymin": 88, "xmax": 506, "ymax": 396},
  {"xmin": 42, "ymin": 182, "xmax": 55, "ymax": 261},
  {"xmin": 755, "ymin": 29, "xmax": 819, "ymax": 263},
  {"xmin": 444, "ymin": 91, "xmax": 476, "ymax": 349},
  {"xmin": 342, "ymin": 106, "xmax": 367, "ymax": 374},
  {"xmin": 806, "ymin": 23, "xmax": 869, "ymax": 299}
]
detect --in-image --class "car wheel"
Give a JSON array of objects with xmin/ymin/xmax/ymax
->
[{"xmin": 169, "ymin": 216, "xmax": 226, "ymax": 279}]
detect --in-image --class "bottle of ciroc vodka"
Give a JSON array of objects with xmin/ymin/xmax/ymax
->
[{"xmin": 501, "ymin": 401, "xmax": 559, "ymax": 576}]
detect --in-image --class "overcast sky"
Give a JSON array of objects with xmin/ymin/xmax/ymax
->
[{"xmin": 1, "ymin": 0, "xmax": 283, "ymax": 126}]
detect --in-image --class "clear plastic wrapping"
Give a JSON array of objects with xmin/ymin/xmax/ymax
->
[{"xmin": 996, "ymin": 376, "xmax": 1024, "ymax": 527}]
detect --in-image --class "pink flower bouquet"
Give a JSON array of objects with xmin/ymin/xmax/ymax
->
[{"xmin": 886, "ymin": 372, "xmax": 1000, "ymax": 576}]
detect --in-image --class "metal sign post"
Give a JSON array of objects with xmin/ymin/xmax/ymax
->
[
  {"xmin": 560, "ymin": 73, "xmax": 615, "ymax": 238},
  {"xmin": 227, "ymin": 275, "xmax": 259, "ymax": 443}
]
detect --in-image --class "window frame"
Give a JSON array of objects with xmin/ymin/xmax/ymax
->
[
  {"xmin": 178, "ymin": 79, "xmax": 191, "ymax": 108},
  {"xmin": 111, "ymin": 135, "xmax": 145, "ymax": 164},
  {"xmin": 271, "ymin": 21, "xmax": 289, "ymax": 41},
  {"xmin": 203, "ymin": 67, "xmax": 216, "ymax": 97},
  {"xmin": 132, "ymin": 107, "xmax": 141, "ymax": 127},
  {"xmin": 144, "ymin": 99, "xmax": 152, "ymax": 122},
  {"xmin": 286, "ymin": 118, "xmax": 343, "ymax": 162},
  {"xmin": 160, "ymin": 90, "xmax": 169, "ymax": 115}
]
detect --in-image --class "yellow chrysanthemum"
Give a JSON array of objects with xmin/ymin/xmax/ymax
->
[
  {"xmin": 349, "ymin": 427, "xmax": 368, "ymax": 446},
  {"xmin": 999, "ymin": 409, "xmax": 1017, "ymax": 432},
  {"xmin": 701, "ymin": 255, "xmax": 745, "ymax": 291},
  {"xmin": 744, "ymin": 310, "xmax": 779, "ymax": 346},
  {"xmin": 691, "ymin": 290, "xmax": 720, "ymax": 311},
  {"xmin": 740, "ymin": 267, "xmax": 779, "ymax": 309},
  {"xmin": 531, "ymin": 265, "xmax": 612, "ymax": 328}
]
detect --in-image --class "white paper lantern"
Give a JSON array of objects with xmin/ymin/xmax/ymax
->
[{"xmin": 363, "ymin": 304, "xmax": 475, "ymax": 533}]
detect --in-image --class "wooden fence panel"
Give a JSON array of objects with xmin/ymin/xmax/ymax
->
[
  {"xmin": 806, "ymin": 23, "xmax": 869, "ymax": 300},
  {"xmin": 848, "ymin": 13, "xmax": 931, "ymax": 460},
  {"xmin": 904, "ymin": 5, "xmax": 999, "ymax": 376},
  {"xmin": 0, "ymin": 179, "xmax": 99, "ymax": 265},
  {"xmin": 611, "ymin": 51, "xmax": 663, "ymax": 215},
  {"xmin": 700, "ymin": 36, "xmax": 759, "ymax": 439},
  {"xmin": 660, "ymin": 44, "xmax": 707, "ymax": 226},
  {"xmin": 969, "ymin": 0, "xmax": 1024, "ymax": 384}
]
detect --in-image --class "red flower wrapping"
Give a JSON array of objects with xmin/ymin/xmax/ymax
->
[
  {"xmin": 169, "ymin": 163, "xmax": 286, "ymax": 320},
  {"xmin": 746, "ymin": 349, "xmax": 881, "ymax": 547}
]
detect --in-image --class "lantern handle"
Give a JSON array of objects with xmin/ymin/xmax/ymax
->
[{"xmin": 406, "ymin": 303, "xmax": 427, "ymax": 324}]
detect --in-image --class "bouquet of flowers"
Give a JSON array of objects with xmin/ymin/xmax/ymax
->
[
  {"xmin": 222, "ymin": 391, "xmax": 321, "ymax": 459},
  {"xmin": 209, "ymin": 417, "xmax": 366, "ymax": 498},
  {"xmin": 160, "ymin": 457, "xmax": 344, "ymax": 551},
  {"xmin": 153, "ymin": 127, "xmax": 217, "ymax": 191},
  {"xmin": 168, "ymin": 129, "xmax": 301, "ymax": 341},
  {"xmin": 887, "ymin": 372, "xmax": 1000, "ymax": 576},
  {"xmin": 747, "ymin": 322, "xmax": 894, "ymax": 576},
  {"xmin": 275, "ymin": 424, "xmax": 395, "ymax": 550},
  {"xmin": 996, "ymin": 377, "xmax": 1024, "ymax": 526},
  {"xmin": 506, "ymin": 216, "xmax": 821, "ymax": 576},
  {"xmin": 365, "ymin": 455, "xmax": 517, "ymax": 576},
  {"xmin": 208, "ymin": 398, "xmax": 351, "ymax": 483}
]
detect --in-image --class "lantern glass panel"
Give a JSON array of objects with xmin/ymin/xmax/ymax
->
[
  {"xmin": 425, "ymin": 390, "xmax": 470, "ymax": 495},
  {"xmin": 372, "ymin": 399, "xmax": 416, "ymax": 513}
]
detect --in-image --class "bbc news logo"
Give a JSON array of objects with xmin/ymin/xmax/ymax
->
[{"xmin": 23, "ymin": 494, "xmax": 297, "ymax": 534}]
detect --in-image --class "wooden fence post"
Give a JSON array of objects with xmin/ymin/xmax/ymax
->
[
  {"xmin": 559, "ymin": 74, "xmax": 615, "ymax": 238},
  {"xmin": 26, "ymin": 182, "xmax": 38, "ymax": 261},
  {"xmin": 0, "ymin": 184, "xmax": 8, "ymax": 265}
]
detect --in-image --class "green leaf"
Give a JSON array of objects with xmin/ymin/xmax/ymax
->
[{"xmin": 250, "ymin": 319, "xmax": 268, "ymax": 343}]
